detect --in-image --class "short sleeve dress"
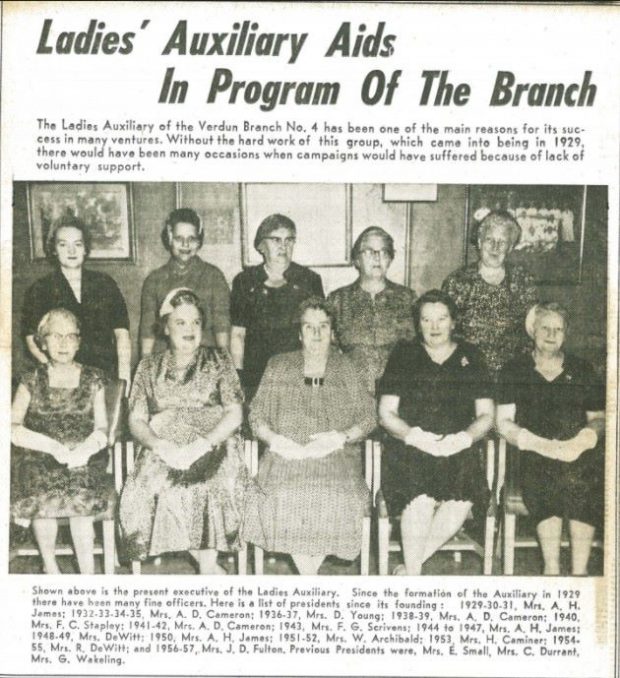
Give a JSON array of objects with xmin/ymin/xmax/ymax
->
[
  {"xmin": 442, "ymin": 263, "xmax": 538, "ymax": 378},
  {"xmin": 497, "ymin": 353, "xmax": 605, "ymax": 528},
  {"xmin": 242, "ymin": 350, "xmax": 376, "ymax": 560},
  {"xmin": 230, "ymin": 262, "xmax": 324, "ymax": 398},
  {"xmin": 10, "ymin": 365, "xmax": 115, "ymax": 526},
  {"xmin": 22, "ymin": 269, "xmax": 130, "ymax": 377},
  {"xmin": 119, "ymin": 347, "xmax": 249, "ymax": 560},
  {"xmin": 328, "ymin": 279, "xmax": 417, "ymax": 393},
  {"xmin": 378, "ymin": 340, "xmax": 492, "ymax": 516}
]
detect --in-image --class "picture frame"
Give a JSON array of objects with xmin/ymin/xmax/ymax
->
[
  {"xmin": 27, "ymin": 182, "xmax": 135, "ymax": 261},
  {"xmin": 239, "ymin": 183, "xmax": 352, "ymax": 267},
  {"xmin": 176, "ymin": 182, "xmax": 237, "ymax": 245},
  {"xmin": 466, "ymin": 184, "xmax": 587, "ymax": 285}
]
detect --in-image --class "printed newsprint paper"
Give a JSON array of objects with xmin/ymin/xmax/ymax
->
[{"xmin": 0, "ymin": 2, "xmax": 619, "ymax": 677}]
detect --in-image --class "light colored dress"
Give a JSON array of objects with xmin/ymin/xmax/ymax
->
[
  {"xmin": 243, "ymin": 349, "xmax": 376, "ymax": 560},
  {"xmin": 119, "ymin": 347, "xmax": 248, "ymax": 560}
]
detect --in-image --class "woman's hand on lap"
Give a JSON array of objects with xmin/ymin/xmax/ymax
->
[{"xmin": 305, "ymin": 431, "xmax": 347, "ymax": 458}]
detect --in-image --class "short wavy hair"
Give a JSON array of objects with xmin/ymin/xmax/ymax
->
[
  {"xmin": 44, "ymin": 215, "xmax": 92, "ymax": 261},
  {"xmin": 161, "ymin": 208, "xmax": 204, "ymax": 251},
  {"xmin": 351, "ymin": 226, "xmax": 395, "ymax": 263},
  {"xmin": 296, "ymin": 296, "xmax": 335, "ymax": 329},
  {"xmin": 475, "ymin": 210, "xmax": 521, "ymax": 250},
  {"xmin": 413, "ymin": 289, "xmax": 458, "ymax": 337},
  {"xmin": 35, "ymin": 307, "xmax": 80, "ymax": 351},
  {"xmin": 525, "ymin": 301, "xmax": 569, "ymax": 339},
  {"xmin": 254, "ymin": 213, "xmax": 296, "ymax": 251}
]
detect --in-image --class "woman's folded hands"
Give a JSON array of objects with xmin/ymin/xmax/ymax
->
[
  {"xmin": 404, "ymin": 426, "xmax": 473, "ymax": 457},
  {"xmin": 152, "ymin": 437, "xmax": 214, "ymax": 470},
  {"xmin": 270, "ymin": 431, "xmax": 347, "ymax": 460},
  {"xmin": 517, "ymin": 427, "xmax": 597, "ymax": 462}
]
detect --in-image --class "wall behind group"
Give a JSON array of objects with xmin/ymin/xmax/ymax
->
[{"xmin": 11, "ymin": 182, "xmax": 607, "ymax": 381}]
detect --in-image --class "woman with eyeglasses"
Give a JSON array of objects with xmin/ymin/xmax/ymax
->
[
  {"xmin": 442, "ymin": 211, "xmax": 538, "ymax": 378},
  {"xmin": 11, "ymin": 308, "xmax": 115, "ymax": 574},
  {"xmin": 22, "ymin": 215, "xmax": 130, "ymax": 382},
  {"xmin": 230, "ymin": 213, "xmax": 324, "ymax": 399},
  {"xmin": 139, "ymin": 208, "xmax": 231, "ymax": 357},
  {"xmin": 328, "ymin": 226, "xmax": 417, "ymax": 393}
]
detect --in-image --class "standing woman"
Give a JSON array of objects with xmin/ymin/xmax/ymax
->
[
  {"xmin": 442, "ymin": 211, "xmax": 538, "ymax": 378},
  {"xmin": 139, "ymin": 207, "xmax": 231, "ymax": 356},
  {"xmin": 497, "ymin": 303, "xmax": 605, "ymax": 575},
  {"xmin": 120, "ymin": 289, "xmax": 247, "ymax": 574},
  {"xmin": 328, "ymin": 226, "xmax": 416, "ymax": 393},
  {"xmin": 11, "ymin": 309, "xmax": 114, "ymax": 574},
  {"xmin": 378, "ymin": 290, "xmax": 494, "ymax": 575},
  {"xmin": 22, "ymin": 215, "xmax": 130, "ymax": 382},
  {"xmin": 230, "ymin": 214, "xmax": 324, "ymax": 399}
]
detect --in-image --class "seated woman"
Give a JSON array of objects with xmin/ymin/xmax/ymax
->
[
  {"xmin": 378, "ymin": 290, "xmax": 494, "ymax": 575},
  {"xmin": 11, "ymin": 308, "xmax": 113, "ymax": 574},
  {"xmin": 244, "ymin": 297, "xmax": 376, "ymax": 575},
  {"xmin": 120, "ymin": 289, "xmax": 247, "ymax": 575},
  {"xmin": 497, "ymin": 302, "xmax": 605, "ymax": 575}
]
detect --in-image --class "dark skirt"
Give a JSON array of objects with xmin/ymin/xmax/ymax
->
[
  {"xmin": 381, "ymin": 438, "xmax": 485, "ymax": 516},
  {"xmin": 521, "ymin": 446, "xmax": 604, "ymax": 529}
]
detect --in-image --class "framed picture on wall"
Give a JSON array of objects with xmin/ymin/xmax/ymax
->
[
  {"xmin": 176, "ymin": 183, "xmax": 237, "ymax": 245},
  {"xmin": 240, "ymin": 183, "xmax": 352, "ymax": 267},
  {"xmin": 466, "ymin": 184, "xmax": 587, "ymax": 285},
  {"xmin": 27, "ymin": 182, "xmax": 135, "ymax": 261}
]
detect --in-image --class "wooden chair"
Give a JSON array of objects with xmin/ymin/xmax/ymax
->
[
  {"xmin": 374, "ymin": 437, "xmax": 497, "ymax": 575},
  {"xmin": 126, "ymin": 438, "xmax": 253, "ymax": 575},
  {"xmin": 11, "ymin": 378, "xmax": 125, "ymax": 575},
  {"xmin": 252, "ymin": 440, "xmax": 373, "ymax": 575},
  {"xmin": 498, "ymin": 436, "xmax": 603, "ymax": 575}
]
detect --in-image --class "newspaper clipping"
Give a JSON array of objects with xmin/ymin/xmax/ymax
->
[{"xmin": 1, "ymin": 2, "xmax": 618, "ymax": 677}]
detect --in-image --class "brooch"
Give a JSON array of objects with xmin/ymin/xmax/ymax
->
[{"xmin": 461, "ymin": 356, "xmax": 469, "ymax": 367}]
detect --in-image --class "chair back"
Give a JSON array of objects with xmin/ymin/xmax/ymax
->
[{"xmin": 105, "ymin": 379, "xmax": 125, "ymax": 446}]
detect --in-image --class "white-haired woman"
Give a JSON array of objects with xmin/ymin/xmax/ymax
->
[
  {"xmin": 120, "ymin": 289, "xmax": 248, "ymax": 574},
  {"xmin": 328, "ymin": 226, "xmax": 417, "ymax": 394},
  {"xmin": 11, "ymin": 308, "xmax": 114, "ymax": 574},
  {"xmin": 497, "ymin": 302, "xmax": 605, "ymax": 575},
  {"xmin": 442, "ymin": 211, "xmax": 538, "ymax": 378}
]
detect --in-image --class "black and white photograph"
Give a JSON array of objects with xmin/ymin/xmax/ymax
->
[{"xmin": 9, "ymin": 181, "xmax": 608, "ymax": 578}]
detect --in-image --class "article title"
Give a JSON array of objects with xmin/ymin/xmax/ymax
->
[{"xmin": 36, "ymin": 18, "xmax": 598, "ymax": 112}]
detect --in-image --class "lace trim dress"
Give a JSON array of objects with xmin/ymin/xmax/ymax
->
[
  {"xmin": 243, "ymin": 350, "xmax": 376, "ymax": 560},
  {"xmin": 119, "ymin": 347, "xmax": 249, "ymax": 560},
  {"xmin": 10, "ymin": 365, "xmax": 114, "ymax": 526}
]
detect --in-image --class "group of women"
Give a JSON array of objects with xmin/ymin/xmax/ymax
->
[{"xmin": 11, "ymin": 207, "xmax": 605, "ymax": 576}]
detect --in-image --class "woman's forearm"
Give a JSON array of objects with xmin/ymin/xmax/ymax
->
[
  {"xmin": 230, "ymin": 326, "xmax": 246, "ymax": 370},
  {"xmin": 253, "ymin": 421, "xmax": 279, "ymax": 446},
  {"xmin": 129, "ymin": 416, "xmax": 163, "ymax": 450},
  {"xmin": 11, "ymin": 425, "xmax": 62, "ymax": 455},
  {"xmin": 465, "ymin": 413, "xmax": 494, "ymax": 443},
  {"xmin": 201, "ymin": 404, "xmax": 242, "ymax": 447}
]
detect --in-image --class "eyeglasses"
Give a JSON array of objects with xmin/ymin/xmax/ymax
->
[
  {"xmin": 172, "ymin": 236, "xmax": 200, "ymax": 246},
  {"xmin": 46, "ymin": 333, "xmax": 80, "ymax": 343},
  {"xmin": 263, "ymin": 236, "xmax": 296, "ymax": 246},
  {"xmin": 360, "ymin": 248, "xmax": 391, "ymax": 258}
]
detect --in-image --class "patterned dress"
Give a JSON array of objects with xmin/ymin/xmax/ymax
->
[
  {"xmin": 243, "ymin": 350, "xmax": 376, "ymax": 560},
  {"xmin": 442, "ymin": 263, "xmax": 537, "ymax": 377},
  {"xmin": 498, "ymin": 353, "xmax": 605, "ymax": 528},
  {"xmin": 119, "ymin": 347, "xmax": 248, "ymax": 560},
  {"xmin": 10, "ymin": 365, "xmax": 114, "ymax": 525},
  {"xmin": 328, "ymin": 279, "xmax": 417, "ymax": 393},
  {"xmin": 378, "ymin": 341, "xmax": 492, "ymax": 516}
]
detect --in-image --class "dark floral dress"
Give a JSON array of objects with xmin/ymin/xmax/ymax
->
[
  {"xmin": 10, "ymin": 365, "xmax": 114, "ymax": 525},
  {"xmin": 328, "ymin": 279, "xmax": 417, "ymax": 393},
  {"xmin": 119, "ymin": 347, "xmax": 249, "ymax": 560},
  {"xmin": 442, "ymin": 263, "xmax": 538, "ymax": 377}
]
